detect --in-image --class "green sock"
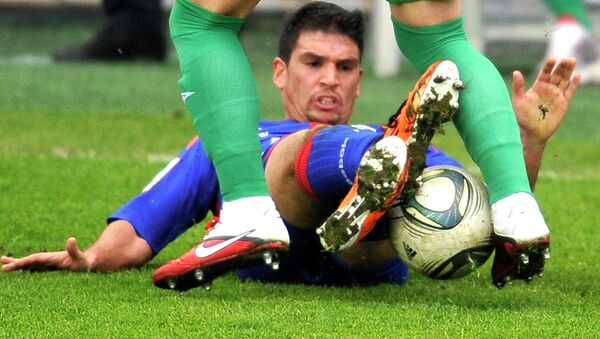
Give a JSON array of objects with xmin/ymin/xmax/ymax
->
[
  {"xmin": 543, "ymin": 0, "xmax": 593, "ymax": 31},
  {"xmin": 170, "ymin": 0, "xmax": 269, "ymax": 201},
  {"xmin": 392, "ymin": 17, "xmax": 531, "ymax": 203}
]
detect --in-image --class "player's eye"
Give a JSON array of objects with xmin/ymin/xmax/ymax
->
[{"xmin": 338, "ymin": 61, "xmax": 357, "ymax": 72}]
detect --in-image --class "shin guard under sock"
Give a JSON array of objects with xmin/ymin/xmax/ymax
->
[
  {"xmin": 392, "ymin": 17, "xmax": 531, "ymax": 202},
  {"xmin": 170, "ymin": 0, "xmax": 268, "ymax": 201}
]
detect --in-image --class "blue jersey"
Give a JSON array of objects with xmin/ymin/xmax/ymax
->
[{"xmin": 258, "ymin": 120, "xmax": 312, "ymax": 152}]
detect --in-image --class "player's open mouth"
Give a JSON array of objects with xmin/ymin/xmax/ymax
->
[
  {"xmin": 319, "ymin": 97, "xmax": 335, "ymax": 105},
  {"xmin": 315, "ymin": 95, "xmax": 339, "ymax": 110}
]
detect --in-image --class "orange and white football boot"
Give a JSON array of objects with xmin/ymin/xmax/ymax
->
[{"xmin": 316, "ymin": 60, "xmax": 462, "ymax": 252}]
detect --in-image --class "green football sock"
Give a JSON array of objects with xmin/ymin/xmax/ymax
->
[
  {"xmin": 170, "ymin": 0, "xmax": 269, "ymax": 201},
  {"xmin": 392, "ymin": 17, "xmax": 531, "ymax": 203},
  {"xmin": 543, "ymin": 0, "xmax": 593, "ymax": 32}
]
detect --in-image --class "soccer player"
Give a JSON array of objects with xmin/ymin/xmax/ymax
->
[
  {"xmin": 1, "ymin": 2, "xmax": 580, "ymax": 289},
  {"xmin": 350, "ymin": 0, "xmax": 563, "ymax": 287},
  {"xmin": 541, "ymin": 0, "xmax": 600, "ymax": 85}
]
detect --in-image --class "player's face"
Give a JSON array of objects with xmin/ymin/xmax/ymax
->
[{"xmin": 273, "ymin": 30, "xmax": 362, "ymax": 125}]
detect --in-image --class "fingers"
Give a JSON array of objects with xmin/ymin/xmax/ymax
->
[
  {"xmin": 550, "ymin": 57, "xmax": 577, "ymax": 92},
  {"xmin": 512, "ymin": 70, "xmax": 525, "ymax": 99},
  {"xmin": 0, "ymin": 253, "xmax": 41, "ymax": 272},
  {"xmin": 65, "ymin": 237, "xmax": 93, "ymax": 271},
  {"xmin": 1, "ymin": 242, "xmax": 75, "ymax": 272},
  {"xmin": 65, "ymin": 237, "xmax": 82, "ymax": 260},
  {"xmin": 1, "ymin": 256, "xmax": 18, "ymax": 272},
  {"xmin": 538, "ymin": 57, "xmax": 557, "ymax": 82},
  {"xmin": 564, "ymin": 72, "xmax": 581, "ymax": 103}
]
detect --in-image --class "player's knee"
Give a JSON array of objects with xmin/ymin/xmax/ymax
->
[
  {"xmin": 265, "ymin": 126, "xmax": 335, "ymax": 228},
  {"xmin": 292, "ymin": 125, "xmax": 330, "ymax": 198},
  {"xmin": 389, "ymin": 0, "xmax": 460, "ymax": 26}
]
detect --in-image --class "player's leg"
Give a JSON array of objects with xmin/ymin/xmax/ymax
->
[
  {"xmin": 388, "ymin": 0, "xmax": 550, "ymax": 286},
  {"xmin": 316, "ymin": 60, "xmax": 461, "ymax": 251},
  {"xmin": 241, "ymin": 126, "xmax": 462, "ymax": 285},
  {"xmin": 243, "ymin": 127, "xmax": 405, "ymax": 285},
  {"xmin": 542, "ymin": 0, "xmax": 600, "ymax": 85},
  {"xmin": 160, "ymin": 0, "xmax": 289, "ymax": 290},
  {"xmin": 170, "ymin": 0, "xmax": 267, "ymax": 203},
  {"xmin": 390, "ymin": 0, "xmax": 529, "ymax": 202},
  {"xmin": 272, "ymin": 125, "xmax": 410, "ymax": 247},
  {"xmin": 265, "ymin": 127, "xmax": 341, "ymax": 230},
  {"xmin": 267, "ymin": 125, "xmax": 462, "ymax": 229},
  {"xmin": 143, "ymin": 136, "xmax": 284, "ymax": 291},
  {"xmin": 268, "ymin": 124, "xmax": 461, "ymax": 225},
  {"xmin": 266, "ymin": 67, "xmax": 461, "ymax": 255}
]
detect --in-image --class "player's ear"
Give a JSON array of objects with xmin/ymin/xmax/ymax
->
[
  {"xmin": 356, "ymin": 68, "xmax": 363, "ymax": 98},
  {"xmin": 272, "ymin": 57, "xmax": 287, "ymax": 90}
]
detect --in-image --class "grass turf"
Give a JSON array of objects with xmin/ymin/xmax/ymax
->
[{"xmin": 1, "ymin": 9, "xmax": 600, "ymax": 338}]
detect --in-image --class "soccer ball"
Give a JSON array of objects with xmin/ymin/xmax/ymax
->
[{"xmin": 389, "ymin": 165, "xmax": 494, "ymax": 279}]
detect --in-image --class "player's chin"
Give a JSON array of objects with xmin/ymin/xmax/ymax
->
[{"xmin": 309, "ymin": 111, "xmax": 344, "ymax": 125}]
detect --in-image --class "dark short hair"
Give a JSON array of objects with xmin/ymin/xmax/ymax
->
[{"xmin": 278, "ymin": 1, "xmax": 364, "ymax": 63}]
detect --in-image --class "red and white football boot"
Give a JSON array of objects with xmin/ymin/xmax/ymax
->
[
  {"xmin": 490, "ymin": 192, "xmax": 551, "ymax": 288},
  {"xmin": 316, "ymin": 60, "xmax": 462, "ymax": 252},
  {"xmin": 152, "ymin": 202, "xmax": 289, "ymax": 291}
]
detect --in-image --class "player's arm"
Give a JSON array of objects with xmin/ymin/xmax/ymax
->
[
  {"xmin": 1, "ymin": 220, "xmax": 152, "ymax": 272},
  {"xmin": 512, "ymin": 57, "xmax": 580, "ymax": 189}
]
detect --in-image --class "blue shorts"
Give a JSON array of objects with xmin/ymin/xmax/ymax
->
[{"xmin": 109, "ymin": 121, "xmax": 461, "ymax": 286}]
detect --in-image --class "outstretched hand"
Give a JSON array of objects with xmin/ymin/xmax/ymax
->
[
  {"xmin": 512, "ymin": 57, "xmax": 580, "ymax": 145},
  {"xmin": 1, "ymin": 237, "xmax": 93, "ymax": 272},
  {"xmin": 512, "ymin": 57, "xmax": 581, "ymax": 190}
]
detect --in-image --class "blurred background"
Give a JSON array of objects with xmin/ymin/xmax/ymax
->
[
  {"xmin": 2, "ymin": 0, "xmax": 600, "ymax": 73},
  {"xmin": 1, "ymin": 0, "xmax": 599, "ymax": 131}
]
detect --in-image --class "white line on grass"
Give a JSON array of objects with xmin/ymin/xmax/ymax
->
[
  {"xmin": 49, "ymin": 147, "xmax": 176, "ymax": 163},
  {"xmin": 6, "ymin": 151, "xmax": 600, "ymax": 181},
  {"xmin": 464, "ymin": 165, "xmax": 600, "ymax": 182},
  {"xmin": 0, "ymin": 54, "xmax": 52, "ymax": 66}
]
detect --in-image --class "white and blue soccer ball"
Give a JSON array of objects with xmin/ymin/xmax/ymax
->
[{"xmin": 389, "ymin": 165, "xmax": 494, "ymax": 279}]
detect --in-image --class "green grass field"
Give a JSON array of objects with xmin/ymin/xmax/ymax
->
[{"xmin": 1, "ymin": 9, "xmax": 600, "ymax": 338}]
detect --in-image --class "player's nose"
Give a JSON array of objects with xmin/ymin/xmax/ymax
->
[{"xmin": 320, "ymin": 64, "xmax": 339, "ymax": 87}]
